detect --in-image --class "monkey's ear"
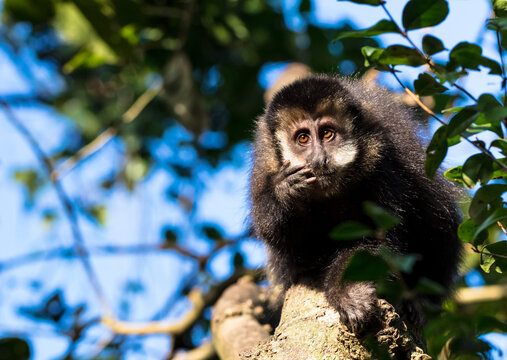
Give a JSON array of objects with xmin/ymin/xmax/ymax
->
[{"xmin": 264, "ymin": 63, "xmax": 312, "ymax": 104}]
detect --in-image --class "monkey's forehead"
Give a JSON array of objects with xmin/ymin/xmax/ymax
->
[
  {"xmin": 264, "ymin": 99, "xmax": 356, "ymax": 133},
  {"xmin": 263, "ymin": 75, "xmax": 363, "ymax": 130}
]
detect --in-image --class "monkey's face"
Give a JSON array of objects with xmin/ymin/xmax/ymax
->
[{"xmin": 275, "ymin": 115, "xmax": 359, "ymax": 197}]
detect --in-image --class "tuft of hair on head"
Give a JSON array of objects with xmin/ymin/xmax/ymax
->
[{"xmin": 264, "ymin": 63, "xmax": 313, "ymax": 104}]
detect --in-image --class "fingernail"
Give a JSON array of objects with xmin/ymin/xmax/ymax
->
[
  {"xmin": 303, "ymin": 168, "xmax": 312, "ymax": 174},
  {"xmin": 283, "ymin": 160, "xmax": 290, "ymax": 166},
  {"xmin": 306, "ymin": 177, "xmax": 317, "ymax": 183}
]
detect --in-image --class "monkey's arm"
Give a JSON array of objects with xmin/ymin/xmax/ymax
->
[{"xmin": 250, "ymin": 161, "xmax": 315, "ymax": 286}]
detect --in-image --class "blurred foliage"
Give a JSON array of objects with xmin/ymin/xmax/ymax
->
[
  {"xmin": 0, "ymin": 0, "xmax": 377, "ymax": 358},
  {"xmin": 1, "ymin": 0, "xmax": 506, "ymax": 359}
]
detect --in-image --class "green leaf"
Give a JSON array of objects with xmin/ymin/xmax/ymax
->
[
  {"xmin": 422, "ymin": 35, "xmax": 446, "ymax": 55},
  {"xmin": 446, "ymin": 337, "xmax": 491, "ymax": 358},
  {"xmin": 341, "ymin": 251, "xmax": 390, "ymax": 282},
  {"xmin": 362, "ymin": 202, "xmax": 400, "ymax": 230},
  {"xmin": 469, "ymin": 184, "xmax": 507, "ymax": 223},
  {"xmin": 492, "ymin": 0, "xmax": 507, "ymax": 17},
  {"xmin": 402, "ymin": 0, "xmax": 449, "ymax": 31},
  {"xmin": 436, "ymin": 69, "xmax": 467, "ymax": 85},
  {"xmin": 337, "ymin": 0, "xmax": 383, "ymax": 5},
  {"xmin": 447, "ymin": 107, "xmax": 478, "ymax": 138},
  {"xmin": 233, "ymin": 252, "xmax": 244, "ymax": 268},
  {"xmin": 13, "ymin": 169, "xmax": 45, "ymax": 203},
  {"xmin": 163, "ymin": 228, "xmax": 178, "ymax": 244},
  {"xmin": 334, "ymin": 20, "xmax": 400, "ymax": 40},
  {"xmin": 330, "ymin": 221, "xmax": 373, "ymax": 241},
  {"xmin": 441, "ymin": 106, "xmax": 463, "ymax": 114},
  {"xmin": 202, "ymin": 225, "xmax": 223, "ymax": 241},
  {"xmin": 378, "ymin": 45, "xmax": 426, "ymax": 67},
  {"xmin": 0, "ymin": 337, "xmax": 31, "ymax": 360},
  {"xmin": 4, "ymin": 0, "xmax": 55, "ymax": 24},
  {"xmin": 487, "ymin": 17, "xmax": 507, "ymax": 31},
  {"xmin": 444, "ymin": 166, "xmax": 465, "ymax": 184},
  {"xmin": 415, "ymin": 277, "xmax": 446, "ymax": 295},
  {"xmin": 449, "ymin": 42, "xmax": 502, "ymax": 75},
  {"xmin": 481, "ymin": 247, "xmax": 497, "ymax": 273},
  {"xmin": 425, "ymin": 125, "xmax": 449, "ymax": 178},
  {"xmin": 491, "ymin": 139, "xmax": 507, "ymax": 156},
  {"xmin": 473, "ymin": 94, "xmax": 507, "ymax": 137},
  {"xmin": 361, "ymin": 46, "xmax": 386, "ymax": 68},
  {"xmin": 379, "ymin": 248, "xmax": 420, "ymax": 273},
  {"xmin": 457, "ymin": 218, "xmax": 479, "ymax": 243},
  {"xmin": 484, "ymin": 241, "xmax": 507, "ymax": 273},
  {"xmin": 413, "ymin": 73, "xmax": 448, "ymax": 96},
  {"xmin": 88, "ymin": 205, "xmax": 107, "ymax": 226},
  {"xmin": 462, "ymin": 154, "xmax": 494, "ymax": 187},
  {"xmin": 474, "ymin": 208, "xmax": 507, "ymax": 243}
]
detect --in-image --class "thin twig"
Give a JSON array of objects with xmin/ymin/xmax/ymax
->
[
  {"xmin": 389, "ymin": 71, "xmax": 507, "ymax": 172},
  {"xmin": 52, "ymin": 82, "xmax": 162, "ymax": 178},
  {"xmin": 498, "ymin": 220, "xmax": 507, "ymax": 236},
  {"xmin": 0, "ymin": 101, "xmax": 112, "ymax": 315},
  {"xmin": 0, "ymin": 240, "xmax": 236, "ymax": 272}
]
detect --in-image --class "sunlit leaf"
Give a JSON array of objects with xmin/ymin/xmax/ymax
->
[
  {"xmin": 379, "ymin": 45, "xmax": 426, "ymax": 67},
  {"xmin": 87, "ymin": 205, "xmax": 107, "ymax": 226},
  {"xmin": 444, "ymin": 166, "xmax": 464, "ymax": 184},
  {"xmin": 334, "ymin": 20, "xmax": 399, "ymax": 40}
]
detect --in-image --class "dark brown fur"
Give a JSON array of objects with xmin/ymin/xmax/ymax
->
[{"xmin": 249, "ymin": 75, "xmax": 462, "ymax": 333}]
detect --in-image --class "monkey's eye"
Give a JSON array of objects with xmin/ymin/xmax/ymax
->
[
  {"xmin": 297, "ymin": 133, "xmax": 310, "ymax": 145},
  {"xmin": 322, "ymin": 129, "xmax": 335, "ymax": 140}
]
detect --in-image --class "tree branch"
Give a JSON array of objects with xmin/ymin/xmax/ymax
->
[
  {"xmin": 0, "ymin": 100, "xmax": 112, "ymax": 315},
  {"xmin": 212, "ymin": 277, "xmax": 430, "ymax": 360}
]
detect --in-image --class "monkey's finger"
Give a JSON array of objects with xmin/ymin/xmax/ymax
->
[
  {"xmin": 305, "ymin": 177, "xmax": 317, "ymax": 183},
  {"xmin": 285, "ymin": 168, "xmax": 313, "ymax": 185},
  {"xmin": 280, "ymin": 160, "xmax": 291, "ymax": 172},
  {"xmin": 284, "ymin": 164, "xmax": 306, "ymax": 176}
]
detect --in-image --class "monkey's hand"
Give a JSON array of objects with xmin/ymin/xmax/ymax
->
[
  {"xmin": 326, "ymin": 282, "xmax": 378, "ymax": 334},
  {"xmin": 272, "ymin": 161, "xmax": 315, "ymax": 207}
]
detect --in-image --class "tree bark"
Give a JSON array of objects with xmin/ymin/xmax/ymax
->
[{"xmin": 211, "ymin": 276, "xmax": 430, "ymax": 360}]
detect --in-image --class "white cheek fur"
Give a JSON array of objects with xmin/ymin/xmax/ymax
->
[{"xmin": 331, "ymin": 141, "xmax": 358, "ymax": 167}]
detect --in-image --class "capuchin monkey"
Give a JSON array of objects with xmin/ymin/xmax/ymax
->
[{"xmin": 249, "ymin": 74, "xmax": 462, "ymax": 334}]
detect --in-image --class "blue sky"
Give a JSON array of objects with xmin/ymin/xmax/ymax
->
[{"xmin": 0, "ymin": 0, "xmax": 506, "ymax": 359}]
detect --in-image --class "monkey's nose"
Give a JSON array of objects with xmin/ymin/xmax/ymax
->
[{"xmin": 309, "ymin": 153, "xmax": 328, "ymax": 169}]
